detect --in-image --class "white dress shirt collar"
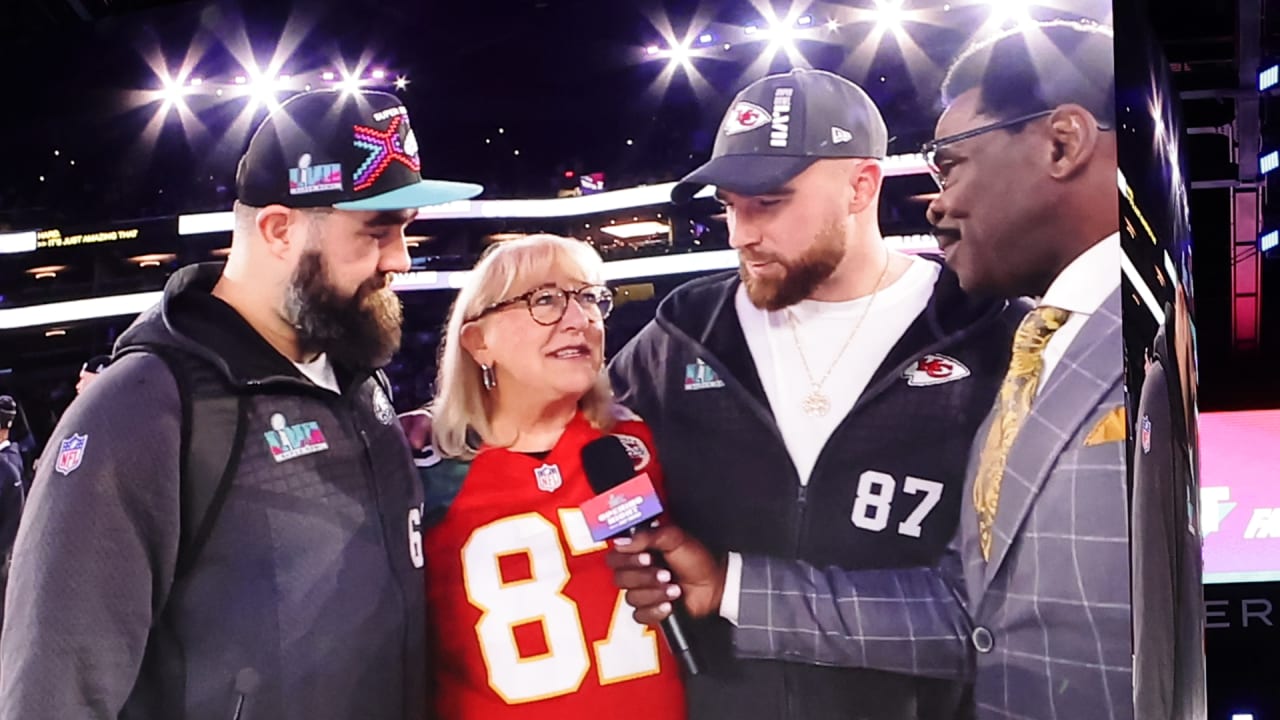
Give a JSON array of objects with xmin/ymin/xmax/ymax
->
[{"xmin": 1039, "ymin": 231, "xmax": 1121, "ymax": 315}]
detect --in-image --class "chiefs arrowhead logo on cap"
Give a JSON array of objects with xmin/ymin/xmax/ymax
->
[
  {"xmin": 724, "ymin": 101, "xmax": 772, "ymax": 135},
  {"xmin": 903, "ymin": 354, "xmax": 971, "ymax": 387}
]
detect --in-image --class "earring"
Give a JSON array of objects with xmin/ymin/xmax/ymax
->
[{"xmin": 481, "ymin": 364, "xmax": 497, "ymax": 391}]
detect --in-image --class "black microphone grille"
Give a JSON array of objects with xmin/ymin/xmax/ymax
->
[
  {"xmin": 235, "ymin": 667, "xmax": 261, "ymax": 694},
  {"xmin": 581, "ymin": 435, "xmax": 637, "ymax": 494}
]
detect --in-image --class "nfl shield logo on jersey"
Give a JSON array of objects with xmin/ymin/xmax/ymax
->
[
  {"xmin": 55, "ymin": 433, "xmax": 88, "ymax": 476},
  {"xmin": 372, "ymin": 384, "xmax": 396, "ymax": 425},
  {"xmin": 534, "ymin": 463, "xmax": 563, "ymax": 493}
]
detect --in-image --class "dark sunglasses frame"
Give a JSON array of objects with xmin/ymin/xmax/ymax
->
[
  {"xmin": 920, "ymin": 109, "xmax": 1055, "ymax": 189},
  {"xmin": 921, "ymin": 108, "xmax": 1116, "ymax": 189}
]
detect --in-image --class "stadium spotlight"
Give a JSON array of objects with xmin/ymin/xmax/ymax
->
[
  {"xmin": 1261, "ymin": 230, "xmax": 1279, "ymax": 253},
  {"xmin": 1261, "ymin": 149, "xmax": 1279, "ymax": 175},
  {"xmin": 1260, "ymin": 64, "xmax": 1278, "ymax": 91}
]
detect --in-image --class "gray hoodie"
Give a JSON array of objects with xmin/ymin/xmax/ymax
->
[{"xmin": 0, "ymin": 263, "xmax": 427, "ymax": 720}]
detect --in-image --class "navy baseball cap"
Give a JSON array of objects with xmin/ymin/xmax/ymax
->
[
  {"xmin": 672, "ymin": 68, "xmax": 889, "ymax": 203},
  {"xmin": 236, "ymin": 89, "xmax": 483, "ymax": 211},
  {"xmin": 0, "ymin": 395, "xmax": 15, "ymax": 429},
  {"xmin": 81, "ymin": 355, "xmax": 111, "ymax": 373}
]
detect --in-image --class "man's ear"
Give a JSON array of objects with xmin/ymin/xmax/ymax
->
[
  {"xmin": 257, "ymin": 205, "xmax": 302, "ymax": 260},
  {"xmin": 848, "ymin": 160, "xmax": 884, "ymax": 215},
  {"xmin": 1045, "ymin": 104, "xmax": 1100, "ymax": 181}
]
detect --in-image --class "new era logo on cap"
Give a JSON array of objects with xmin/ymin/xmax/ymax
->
[
  {"xmin": 672, "ymin": 68, "xmax": 889, "ymax": 203},
  {"xmin": 236, "ymin": 89, "xmax": 483, "ymax": 212}
]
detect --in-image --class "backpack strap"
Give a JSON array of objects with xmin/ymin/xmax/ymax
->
[{"xmin": 115, "ymin": 345, "xmax": 247, "ymax": 579}]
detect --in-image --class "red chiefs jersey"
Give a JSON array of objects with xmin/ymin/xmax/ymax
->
[{"xmin": 422, "ymin": 412, "xmax": 687, "ymax": 719}]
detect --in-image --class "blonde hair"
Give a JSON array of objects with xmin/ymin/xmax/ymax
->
[{"xmin": 430, "ymin": 234, "xmax": 630, "ymax": 460}]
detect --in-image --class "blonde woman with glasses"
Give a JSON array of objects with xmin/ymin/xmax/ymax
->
[{"xmin": 418, "ymin": 234, "xmax": 686, "ymax": 720}]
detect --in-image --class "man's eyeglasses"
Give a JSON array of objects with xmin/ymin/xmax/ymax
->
[
  {"xmin": 469, "ymin": 284, "xmax": 614, "ymax": 326},
  {"xmin": 920, "ymin": 109, "xmax": 1055, "ymax": 190}
]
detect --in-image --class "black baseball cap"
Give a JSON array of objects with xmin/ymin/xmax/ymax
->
[
  {"xmin": 81, "ymin": 355, "xmax": 111, "ymax": 374},
  {"xmin": 672, "ymin": 68, "xmax": 889, "ymax": 203},
  {"xmin": 0, "ymin": 395, "xmax": 15, "ymax": 429},
  {"xmin": 236, "ymin": 89, "xmax": 483, "ymax": 211}
]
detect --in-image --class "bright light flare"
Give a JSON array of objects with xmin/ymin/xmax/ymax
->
[
  {"xmin": 765, "ymin": 22, "xmax": 799, "ymax": 54},
  {"xmin": 987, "ymin": 0, "xmax": 1034, "ymax": 27},
  {"xmin": 247, "ymin": 71, "xmax": 280, "ymax": 107},
  {"xmin": 337, "ymin": 71, "xmax": 363, "ymax": 97},
  {"xmin": 737, "ymin": 0, "xmax": 813, "ymax": 80},
  {"xmin": 874, "ymin": 0, "xmax": 906, "ymax": 32},
  {"xmin": 638, "ymin": 5, "xmax": 716, "ymax": 102},
  {"xmin": 160, "ymin": 77, "xmax": 185, "ymax": 111}
]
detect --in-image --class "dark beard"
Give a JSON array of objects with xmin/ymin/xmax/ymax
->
[
  {"xmin": 740, "ymin": 218, "xmax": 846, "ymax": 311},
  {"xmin": 285, "ymin": 249, "xmax": 403, "ymax": 369}
]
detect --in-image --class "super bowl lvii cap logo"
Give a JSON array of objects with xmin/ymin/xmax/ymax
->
[{"xmin": 289, "ymin": 153, "xmax": 344, "ymax": 196}]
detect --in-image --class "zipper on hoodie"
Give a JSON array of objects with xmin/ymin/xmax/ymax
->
[
  {"xmin": 349, "ymin": 400, "xmax": 413, "ymax": 719},
  {"xmin": 779, "ymin": 302, "xmax": 1007, "ymax": 715},
  {"xmin": 794, "ymin": 482, "xmax": 808, "ymax": 550}
]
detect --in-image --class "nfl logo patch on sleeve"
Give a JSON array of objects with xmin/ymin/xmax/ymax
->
[{"xmin": 55, "ymin": 433, "xmax": 88, "ymax": 476}]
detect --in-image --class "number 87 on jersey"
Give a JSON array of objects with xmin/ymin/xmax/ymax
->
[{"xmin": 451, "ymin": 506, "xmax": 675, "ymax": 708}]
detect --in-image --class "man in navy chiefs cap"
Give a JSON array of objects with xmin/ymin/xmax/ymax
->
[{"xmin": 606, "ymin": 67, "xmax": 1025, "ymax": 720}]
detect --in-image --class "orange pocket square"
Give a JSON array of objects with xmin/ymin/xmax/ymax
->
[{"xmin": 1084, "ymin": 406, "xmax": 1127, "ymax": 446}]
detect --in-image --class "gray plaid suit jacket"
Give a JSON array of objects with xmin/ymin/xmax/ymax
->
[{"xmin": 733, "ymin": 288, "xmax": 1132, "ymax": 720}]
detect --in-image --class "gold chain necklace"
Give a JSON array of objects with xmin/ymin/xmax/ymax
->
[{"xmin": 785, "ymin": 250, "xmax": 891, "ymax": 417}]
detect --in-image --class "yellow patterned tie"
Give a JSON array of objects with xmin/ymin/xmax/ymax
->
[{"xmin": 973, "ymin": 305, "xmax": 1071, "ymax": 561}]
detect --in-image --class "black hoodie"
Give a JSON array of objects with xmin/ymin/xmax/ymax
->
[
  {"xmin": 0, "ymin": 263, "xmax": 428, "ymax": 720},
  {"xmin": 608, "ymin": 260, "xmax": 1027, "ymax": 720}
]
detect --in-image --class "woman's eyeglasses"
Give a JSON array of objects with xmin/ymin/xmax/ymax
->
[{"xmin": 469, "ymin": 284, "xmax": 614, "ymax": 326}]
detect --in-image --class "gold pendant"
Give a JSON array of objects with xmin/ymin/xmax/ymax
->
[{"xmin": 802, "ymin": 390, "xmax": 830, "ymax": 417}]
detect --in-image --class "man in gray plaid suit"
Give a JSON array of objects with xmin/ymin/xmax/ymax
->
[{"xmin": 609, "ymin": 20, "xmax": 1132, "ymax": 720}]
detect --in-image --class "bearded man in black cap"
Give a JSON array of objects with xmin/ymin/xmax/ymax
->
[
  {"xmin": 1, "ymin": 89, "xmax": 482, "ymax": 720},
  {"xmin": 606, "ymin": 68, "xmax": 1023, "ymax": 720}
]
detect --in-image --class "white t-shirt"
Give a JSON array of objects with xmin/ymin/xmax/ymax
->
[
  {"xmin": 294, "ymin": 353, "xmax": 341, "ymax": 394},
  {"xmin": 736, "ymin": 255, "xmax": 939, "ymax": 486}
]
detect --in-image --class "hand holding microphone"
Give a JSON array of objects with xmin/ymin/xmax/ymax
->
[
  {"xmin": 579, "ymin": 436, "xmax": 709, "ymax": 676},
  {"xmin": 607, "ymin": 525, "xmax": 727, "ymax": 624}
]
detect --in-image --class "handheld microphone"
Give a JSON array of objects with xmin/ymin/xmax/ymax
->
[
  {"xmin": 230, "ymin": 667, "xmax": 259, "ymax": 720},
  {"xmin": 579, "ymin": 436, "xmax": 700, "ymax": 676}
]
